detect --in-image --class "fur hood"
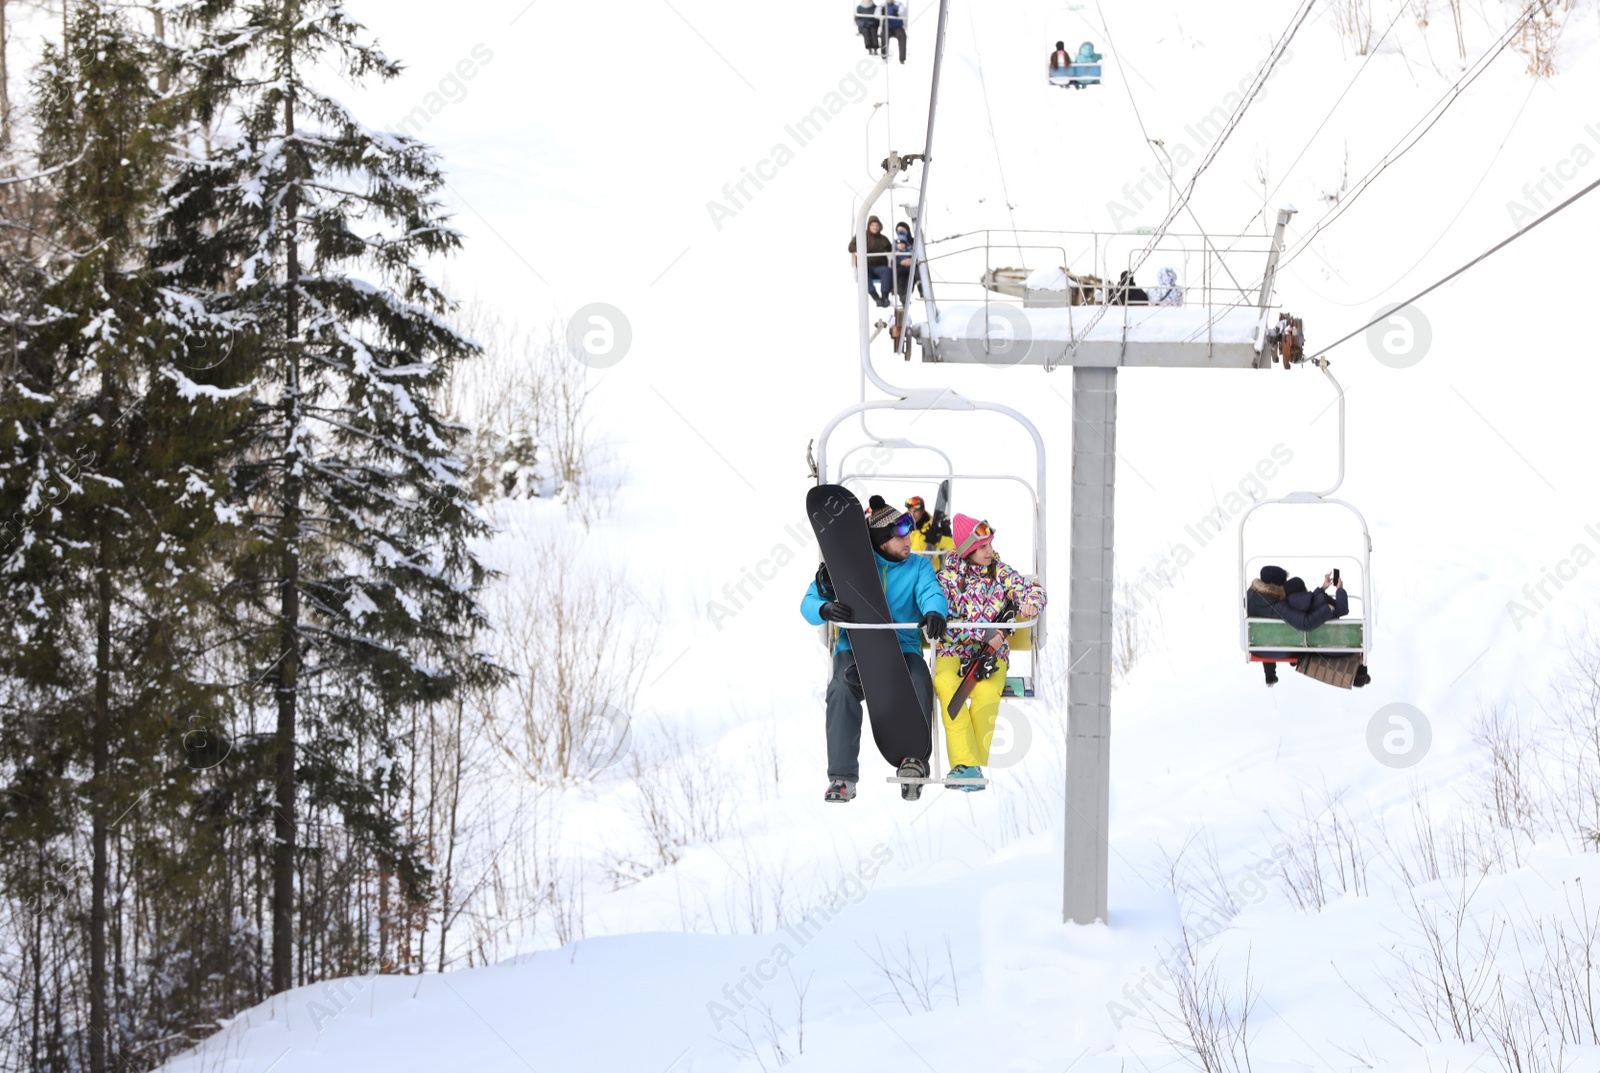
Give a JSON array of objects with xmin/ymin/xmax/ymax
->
[{"xmin": 1250, "ymin": 579, "xmax": 1286, "ymax": 601}]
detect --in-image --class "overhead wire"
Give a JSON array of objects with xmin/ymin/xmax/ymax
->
[
  {"xmin": 966, "ymin": 0, "xmax": 1022, "ymax": 256},
  {"xmin": 1051, "ymin": 0, "xmax": 1316, "ymax": 366},
  {"xmin": 1277, "ymin": 0, "xmax": 1550, "ymax": 272},
  {"xmin": 1089, "ymin": 0, "xmax": 1274, "ymax": 304},
  {"xmin": 1254, "ymin": 0, "xmax": 1410, "ymax": 222},
  {"xmin": 1173, "ymin": 0, "xmax": 1565, "ymax": 348},
  {"xmin": 1301, "ymin": 172, "xmax": 1600, "ymax": 362},
  {"xmin": 1299, "ymin": 45, "xmax": 1550, "ymax": 309}
]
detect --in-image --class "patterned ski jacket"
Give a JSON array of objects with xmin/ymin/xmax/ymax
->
[{"xmin": 935, "ymin": 557, "xmax": 1046, "ymax": 664}]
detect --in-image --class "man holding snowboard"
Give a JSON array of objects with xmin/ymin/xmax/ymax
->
[{"xmin": 801, "ymin": 495, "xmax": 948, "ymax": 803}]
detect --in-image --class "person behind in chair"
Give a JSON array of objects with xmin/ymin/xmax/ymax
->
[
  {"xmin": 905, "ymin": 494, "xmax": 954, "ymax": 566},
  {"xmin": 1284, "ymin": 574, "xmax": 1370, "ymax": 687},
  {"xmin": 892, "ymin": 222, "xmax": 919, "ymax": 303},
  {"xmin": 1049, "ymin": 40, "xmax": 1071, "ymax": 71},
  {"xmin": 883, "ymin": 1, "xmax": 907, "ymax": 62},
  {"xmin": 800, "ymin": 496, "xmax": 948, "ymax": 803},
  {"xmin": 855, "ymin": 1, "xmax": 881, "ymax": 54},
  {"xmin": 847, "ymin": 215, "xmax": 894, "ymax": 308}
]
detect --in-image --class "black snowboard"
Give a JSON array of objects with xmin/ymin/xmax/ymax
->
[
  {"xmin": 807, "ymin": 484, "xmax": 932, "ymax": 766},
  {"xmin": 932, "ymin": 478, "xmax": 951, "ymax": 535}
]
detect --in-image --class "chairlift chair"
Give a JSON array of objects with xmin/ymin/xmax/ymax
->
[
  {"xmin": 1237, "ymin": 360, "xmax": 1373, "ymax": 668},
  {"xmin": 835, "ymin": 468, "xmax": 1045, "ymax": 702},
  {"xmin": 1049, "ymin": 40, "xmax": 1103, "ymax": 88}
]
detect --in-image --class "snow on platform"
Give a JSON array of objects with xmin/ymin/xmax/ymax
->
[{"xmin": 910, "ymin": 302, "xmax": 1274, "ymax": 368}]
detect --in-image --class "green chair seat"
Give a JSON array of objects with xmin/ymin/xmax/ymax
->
[{"xmin": 1247, "ymin": 618, "xmax": 1364, "ymax": 650}]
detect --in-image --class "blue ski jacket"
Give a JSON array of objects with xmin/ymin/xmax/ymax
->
[{"xmin": 801, "ymin": 550, "xmax": 949, "ymax": 654}]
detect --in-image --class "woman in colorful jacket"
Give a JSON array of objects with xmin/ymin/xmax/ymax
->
[{"xmin": 933, "ymin": 515, "xmax": 1046, "ymax": 790}]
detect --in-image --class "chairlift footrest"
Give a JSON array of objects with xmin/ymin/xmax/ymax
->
[{"xmin": 1000, "ymin": 676, "xmax": 1033, "ymax": 698}]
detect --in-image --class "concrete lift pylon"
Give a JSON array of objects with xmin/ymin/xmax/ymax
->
[{"xmin": 819, "ymin": 0, "xmax": 1304, "ymax": 927}]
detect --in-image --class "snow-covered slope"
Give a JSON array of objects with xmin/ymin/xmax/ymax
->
[{"xmin": 165, "ymin": 0, "xmax": 1600, "ymax": 1069}]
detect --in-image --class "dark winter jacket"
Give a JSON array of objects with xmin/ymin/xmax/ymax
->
[
  {"xmin": 848, "ymin": 216, "xmax": 893, "ymax": 267},
  {"xmin": 1246, "ymin": 578, "xmax": 1348, "ymax": 632},
  {"xmin": 856, "ymin": 3, "xmax": 878, "ymax": 32},
  {"xmin": 884, "ymin": 2, "xmax": 904, "ymax": 30},
  {"xmin": 1111, "ymin": 271, "xmax": 1149, "ymax": 306}
]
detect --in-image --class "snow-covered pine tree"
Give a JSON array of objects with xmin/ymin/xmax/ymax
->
[
  {"xmin": 0, "ymin": 7, "xmax": 250, "ymax": 1069},
  {"xmin": 157, "ymin": 0, "xmax": 501, "ymax": 992}
]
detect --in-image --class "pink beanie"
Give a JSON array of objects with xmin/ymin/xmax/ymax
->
[{"xmin": 951, "ymin": 514, "xmax": 992, "ymax": 558}]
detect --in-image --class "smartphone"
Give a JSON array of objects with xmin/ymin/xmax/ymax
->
[{"xmin": 1331, "ymin": 568, "xmax": 1341, "ymax": 585}]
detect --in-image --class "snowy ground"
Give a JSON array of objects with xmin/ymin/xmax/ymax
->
[{"xmin": 162, "ymin": 0, "xmax": 1600, "ymax": 1069}]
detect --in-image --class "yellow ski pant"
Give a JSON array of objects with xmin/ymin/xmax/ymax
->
[{"xmin": 934, "ymin": 655, "xmax": 1007, "ymax": 769}]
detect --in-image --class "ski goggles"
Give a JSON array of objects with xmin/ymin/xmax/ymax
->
[
  {"xmin": 955, "ymin": 520, "xmax": 995, "ymax": 557},
  {"xmin": 904, "ymin": 496, "xmax": 926, "ymax": 512},
  {"xmin": 889, "ymin": 512, "xmax": 916, "ymax": 537}
]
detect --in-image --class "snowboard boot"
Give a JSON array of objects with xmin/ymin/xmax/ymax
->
[
  {"xmin": 1353, "ymin": 665, "xmax": 1371, "ymax": 688},
  {"xmin": 1262, "ymin": 662, "xmax": 1278, "ymax": 687},
  {"xmin": 824, "ymin": 779, "xmax": 857, "ymax": 803},
  {"xmin": 947, "ymin": 765, "xmax": 984, "ymax": 791},
  {"xmin": 898, "ymin": 757, "xmax": 927, "ymax": 801}
]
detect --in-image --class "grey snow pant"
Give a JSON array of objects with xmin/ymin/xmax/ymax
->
[{"xmin": 826, "ymin": 648, "xmax": 934, "ymax": 782}]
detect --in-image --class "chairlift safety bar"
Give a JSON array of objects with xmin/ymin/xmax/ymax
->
[{"xmin": 837, "ymin": 619, "xmax": 1039, "ymax": 631}]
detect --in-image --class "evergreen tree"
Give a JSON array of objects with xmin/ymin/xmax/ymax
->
[
  {"xmin": 0, "ymin": 6, "xmax": 249, "ymax": 1069},
  {"xmin": 158, "ymin": 0, "xmax": 501, "ymax": 992}
]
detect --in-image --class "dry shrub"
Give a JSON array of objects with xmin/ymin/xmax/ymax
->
[{"xmin": 483, "ymin": 537, "xmax": 649, "ymax": 783}]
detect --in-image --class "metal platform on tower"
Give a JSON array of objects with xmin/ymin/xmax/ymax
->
[{"xmin": 902, "ymin": 223, "xmax": 1299, "ymax": 369}]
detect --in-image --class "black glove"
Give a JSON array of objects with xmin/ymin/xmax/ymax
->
[
  {"xmin": 932, "ymin": 514, "xmax": 952, "ymax": 541},
  {"xmin": 920, "ymin": 611, "xmax": 948, "ymax": 640},
  {"xmin": 820, "ymin": 601, "xmax": 854, "ymax": 623},
  {"xmin": 814, "ymin": 563, "xmax": 835, "ymax": 600}
]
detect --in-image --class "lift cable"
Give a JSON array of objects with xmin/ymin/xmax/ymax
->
[
  {"xmin": 1092, "ymin": 0, "xmax": 1253, "ymax": 301},
  {"xmin": 1252, "ymin": 0, "xmax": 1410, "ymax": 226},
  {"xmin": 1174, "ymin": 0, "xmax": 1567, "ymax": 348},
  {"xmin": 1302, "ymin": 173, "xmax": 1600, "ymax": 362},
  {"xmin": 966, "ymin": 1, "xmax": 1022, "ymax": 255},
  {"xmin": 1054, "ymin": 0, "xmax": 1316, "ymax": 364},
  {"xmin": 1278, "ymin": 0, "xmax": 1550, "ymax": 273}
]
